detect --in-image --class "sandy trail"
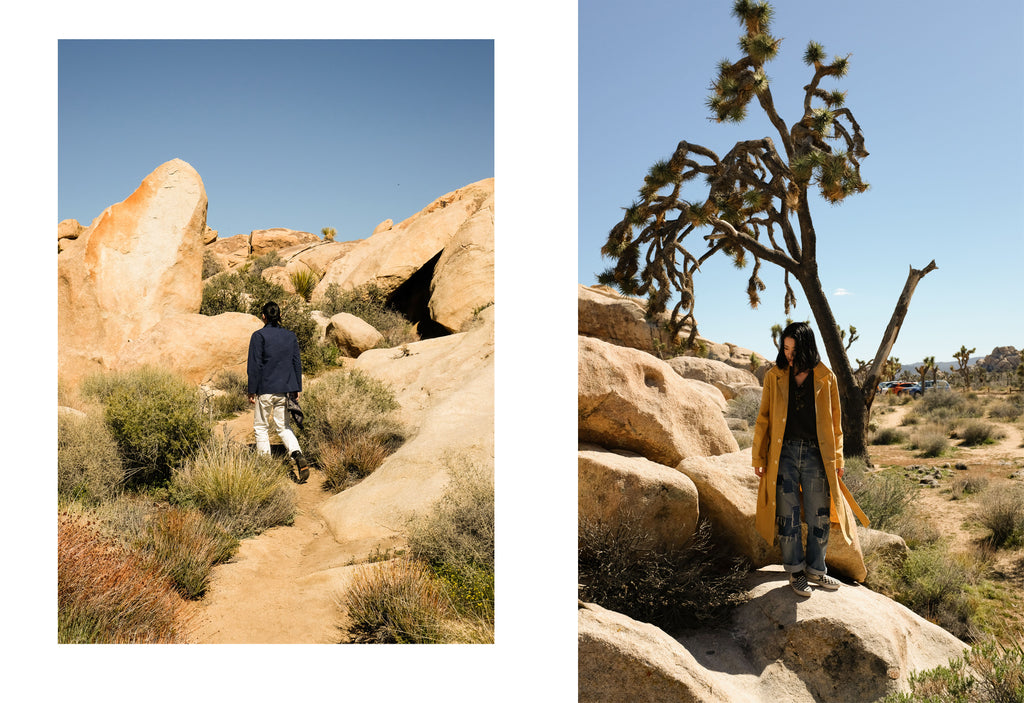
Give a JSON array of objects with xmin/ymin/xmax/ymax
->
[{"xmin": 187, "ymin": 468, "xmax": 358, "ymax": 644}]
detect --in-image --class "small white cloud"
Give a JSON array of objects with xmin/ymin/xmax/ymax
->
[{"xmin": 833, "ymin": 288, "xmax": 852, "ymax": 296}]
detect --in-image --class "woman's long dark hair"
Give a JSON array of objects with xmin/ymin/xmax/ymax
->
[
  {"xmin": 776, "ymin": 322, "xmax": 821, "ymax": 373},
  {"xmin": 262, "ymin": 301, "xmax": 282, "ymax": 327}
]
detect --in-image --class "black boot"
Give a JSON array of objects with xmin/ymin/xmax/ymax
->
[{"xmin": 292, "ymin": 451, "xmax": 309, "ymax": 483}]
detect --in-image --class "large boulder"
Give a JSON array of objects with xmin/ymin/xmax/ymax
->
[
  {"xmin": 204, "ymin": 233, "xmax": 251, "ymax": 271},
  {"xmin": 325, "ymin": 312, "xmax": 383, "ymax": 357},
  {"xmin": 578, "ymin": 284, "xmax": 770, "ymax": 375},
  {"xmin": 312, "ymin": 178, "xmax": 495, "ymax": 299},
  {"xmin": 248, "ymin": 228, "xmax": 320, "ymax": 258},
  {"xmin": 428, "ymin": 196, "xmax": 495, "ymax": 332},
  {"xmin": 579, "ymin": 444, "xmax": 700, "ymax": 553},
  {"xmin": 58, "ymin": 158, "xmax": 208, "ymax": 384},
  {"xmin": 316, "ymin": 307, "xmax": 494, "ymax": 561},
  {"xmin": 676, "ymin": 449, "xmax": 867, "ymax": 581},
  {"xmin": 280, "ymin": 240, "xmax": 362, "ymax": 277},
  {"xmin": 579, "ymin": 569, "xmax": 967, "ymax": 703},
  {"xmin": 114, "ymin": 312, "xmax": 263, "ymax": 385},
  {"xmin": 578, "ymin": 335, "xmax": 738, "ymax": 467},
  {"xmin": 578, "ymin": 284, "xmax": 669, "ymax": 354},
  {"xmin": 667, "ymin": 356, "xmax": 761, "ymax": 401},
  {"xmin": 58, "ymin": 218, "xmax": 84, "ymax": 242}
]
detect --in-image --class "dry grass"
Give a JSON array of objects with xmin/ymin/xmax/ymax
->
[{"xmin": 58, "ymin": 513, "xmax": 192, "ymax": 643}]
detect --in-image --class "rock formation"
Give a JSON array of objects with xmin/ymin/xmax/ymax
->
[
  {"xmin": 325, "ymin": 312, "xmax": 383, "ymax": 357},
  {"xmin": 577, "ymin": 280, "xmax": 962, "ymax": 700},
  {"xmin": 58, "ymin": 158, "xmax": 208, "ymax": 384},
  {"xmin": 316, "ymin": 306, "xmax": 494, "ymax": 561},
  {"xmin": 977, "ymin": 345, "xmax": 1021, "ymax": 373}
]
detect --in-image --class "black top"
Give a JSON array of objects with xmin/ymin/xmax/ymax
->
[
  {"xmin": 247, "ymin": 324, "xmax": 303, "ymax": 395},
  {"xmin": 783, "ymin": 370, "xmax": 817, "ymax": 442}
]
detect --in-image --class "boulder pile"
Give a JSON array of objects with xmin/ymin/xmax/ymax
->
[{"xmin": 577, "ymin": 284, "xmax": 967, "ymax": 702}]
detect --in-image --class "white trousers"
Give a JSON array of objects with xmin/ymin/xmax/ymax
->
[{"xmin": 253, "ymin": 393, "xmax": 301, "ymax": 456}]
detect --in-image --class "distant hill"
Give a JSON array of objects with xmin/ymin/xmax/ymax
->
[{"xmin": 900, "ymin": 357, "xmax": 983, "ymax": 376}]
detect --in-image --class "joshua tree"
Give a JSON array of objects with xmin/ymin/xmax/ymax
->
[
  {"xmin": 598, "ymin": 0, "xmax": 937, "ymax": 459},
  {"xmin": 321, "ymin": 226, "xmax": 336, "ymax": 242},
  {"xmin": 916, "ymin": 355, "xmax": 935, "ymax": 390},
  {"xmin": 954, "ymin": 345, "xmax": 975, "ymax": 389}
]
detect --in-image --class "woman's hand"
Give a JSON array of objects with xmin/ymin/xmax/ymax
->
[
  {"xmin": 754, "ymin": 466, "xmax": 766, "ymax": 477},
  {"xmin": 838, "ymin": 466, "xmax": 845, "ymax": 479}
]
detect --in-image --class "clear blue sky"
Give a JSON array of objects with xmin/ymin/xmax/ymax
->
[
  {"xmin": 59, "ymin": 40, "xmax": 494, "ymax": 241},
  {"xmin": 580, "ymin": 0, "xmax": 1024, "ymax": 366}
]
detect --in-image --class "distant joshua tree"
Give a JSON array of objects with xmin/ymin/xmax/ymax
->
[
  {"xmin": 321, "ymin": 227, "xmax": 336, "ymax": 242},
  {"xmin": 953, "ymin": 345, "xmax": 975, "ymax": 389},
  {"xmin": 598, "ymin": 0, "xmax": 937, "ymax": 459},
  {"xmin": 916, "ymin": 355, "xmax": 935, "ymax": 390}
]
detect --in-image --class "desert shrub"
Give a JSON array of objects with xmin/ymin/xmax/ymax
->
[
  {"xmin": 200, "ymin": 270, "xmax": 287, "ymax": 317},
  {"xmin": 209, "ymin": 369, "xmax": 249, "ymax": 418},
  {"xmin": 343, "ymin": 558, "xmax": 456, "ymax": 644},
  {"xmin": 289, "ymin": 267, "xmax": 320, "ymax": 302},
  {"xmin": 319, "ymin": 282, "xmax": 418, "ymax": 348},
  {"xmin": 909, "ymin": 424, "xmax": 950, "ymax": 458},
  {"xmin": 170, "ymin": 440, "xmax": 296, "ymax": 539},
  {"xmin": 843, "ymin": 461, "xmax": 916, "ymax": 533},
  {"xmin": 58, "ymin": 408, "xmax": 123, "ymax": 505},
  {"xmin": 880, "ymin": 636, "xmax": 1024, "ymax": 703},
  {"xmin": 950, "ymin": 475, "xmax": 990, "ymax": 500},
  {"xmin": 406, "ymin": 456, "xmax": 494, "ymax": 619},
  {"xmin": 247, "ymin": 252, "xmax": 284, "ymax": 277},
  {"xmin": 278, "ymin": 296, "xmax": 338, "ymax": 375},
  {"xmin": 958, "ymin": 419, "xmax": 1000, "ymax": 446},
  {"xmin": 144, "ymin": 506, "xmax": 238, "ymax": 599},
  {"xmin": 896, "ymin": 544, "xmax": 981, "ymax": 640},
  {"xmin": 989, "ymin": 396, "xmax": 1023, "ymax": 422},
  {"xmin": 82, "ymin": 367, "xmax": 211, "ymax": 486},
  {"xmin": 731, "ymin": 428, "xmax": 754, "ymax": 450},
  {"xmin": 578, "ymin": 516, "xmax": 749, "ymax": 633},
  {"xmin": 725, "ymin": 392, "xmax": 761, "ymax": 427},
  {"xmin": 58, "ymin": 513, "xmax": 189, "ymax": 643},
  {"xmin": 300, "ymin": 369, "xmax": 407, "ymax": 492},
  {"xmin": 871, "ymin": 426, "xmax": 908, "ymax": 446},
  {"xmin": 973, "ymin": 486, "xmax": 1024, "ymax": 548},
  {"xmin": 202, "ymin": 250, "xmax": 223, "ymax": 279}
]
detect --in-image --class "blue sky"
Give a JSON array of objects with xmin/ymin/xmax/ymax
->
[
  {"xmin": 580, "ymin": 0, "xmax": 1024, "ymax": 365},
  {"xmin": 58, "ymin": 40, "xmax": 494, "ymax": 241}
]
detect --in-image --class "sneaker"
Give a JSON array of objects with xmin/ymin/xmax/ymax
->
[
  {"xmin": 789, "ymin": 571, "xmax": 812, "ymax": 597},
  {"xmin": 807, "ymin": 572, "xmax": 841, "ymax": 591}
]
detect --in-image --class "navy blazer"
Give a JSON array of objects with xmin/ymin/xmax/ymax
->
[{"xmin": 247, "ymin": 324, "xmax": 303, "ymax": 395}]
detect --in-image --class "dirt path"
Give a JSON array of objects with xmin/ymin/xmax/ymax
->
[{"xmin": 187, "ymin": 468, "xmax": 358, "ymax": 644}]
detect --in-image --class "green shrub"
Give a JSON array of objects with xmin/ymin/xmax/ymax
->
[
  {"xmin": 83, "ymin": 367, "xmax": 212, "ymax": 486},
  {"xmin": 300, "ymin": 369, "xmax": 407, "ymax": 492},
  {"xmin": 200, "ymin": 271, "xmax": 287, "ymax": 317},
  {"xmin": 170, "ymin": 440, "xmax": 296, "ymax": 539},
  {"xmin": 974, "ymin": 486, "xmax": 1024, "ymax": 548},
  {"xmin": 871, "ymin": 426, "xmax": 908, "ymax": 446},
  {"xmin": 406, "ymin": 456, "xmax": 494, "ymax": 618},
  {"xmin": 950, "ymin": 475, "xmax": 990, "ymax": 500},
  {"xmin": 880, "ymin": 636, "xmax": 1024, "ymax": 703},
  {"xmin": 278, "ymin": 296, "xmax": 337, "ymax": 375},
  {"xmin": 578, "ymin": 516, "xmax": 749, "ymax": 634},
  {"xmin": 319, "ymin": 282, "xmax": 417, "ymax": 348},
  {"xmin": 58, "ymin": 513, "xmax": 189, "ymax": 643},
  {"xmin": 58, "ymin": 408, "xmax": 123, "ymax": 505}
]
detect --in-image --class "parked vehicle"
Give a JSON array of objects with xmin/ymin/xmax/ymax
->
[
  {"xmin": 923, "ymin": 380, "xmax": 951, "ymax": 392},
  {"xmin": 877, "ymin": 381, "xmax": 900, "ymax": 394},
  {"xmin": 894, "ymin": 382, "xmax": 922, "ymax": 398}
]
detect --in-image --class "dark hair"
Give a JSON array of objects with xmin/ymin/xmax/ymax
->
[
  {"xmin": 262, "ymin": 301, "xmax": 282, "ymax": 327},
  {"xmin": 776, "ymin": 322, "xmax": 821, "ymax": 373}
]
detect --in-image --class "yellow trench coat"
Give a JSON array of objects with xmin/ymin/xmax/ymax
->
[{"xmin": 752, "ymin": 363, "xmax": 869, "ymax": 546}]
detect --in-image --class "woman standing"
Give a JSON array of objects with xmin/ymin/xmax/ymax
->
[{"xmin": 752, "ymin": 322, "xmax": 868, "ymax": 596}]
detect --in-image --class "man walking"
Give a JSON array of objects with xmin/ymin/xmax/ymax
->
[{"xmin": 247, "ymin": 301, "xmax": 309, "ymax": 482}]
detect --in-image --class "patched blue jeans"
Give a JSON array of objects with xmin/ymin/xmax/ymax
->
[{"xmin": 776, "ymin": 439, "xmax": 831, "ymax": 576}]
